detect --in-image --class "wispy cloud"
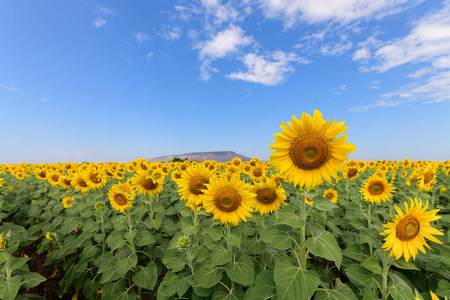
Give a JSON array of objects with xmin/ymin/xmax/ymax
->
[
  {"xmin": 368, "ymin": 80, "xmax": 380, "ymax": 89},
  {"xmin": 226, "ymin": 51, "xmax": 303, "ymax": 85},
  {"xmin": 41, "ymin": 98, "xmax": 48, "ymax": 102},
  {"xmin": 0, "ymin": 85, "xmax": 22, "ymax": 92},
  {"xmin": 146, "ymin": 52, "xmax": 154, "ymax": 61},
  {"xmin": 319, "ymin": 35, "xmax": 353, "ymax": 56},
  {"xmin": 93, "ymin": 17, "xmax": 106, "ymax": 28},
  {"xmin": 95, "ymin": 5, "xmax": 117, "ymax": 16},
  {"xmin": 331, "ymin": 84, "xmax": 347, "ymax": 94},
  {"xmin": 160, "ymin": 26, "xmax": 183, "ymax": 41},
  {"xmin": 134, "ymin": 31, "xmax": 150, "ymax": 44}
]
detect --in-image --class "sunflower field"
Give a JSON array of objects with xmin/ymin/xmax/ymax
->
[{"xmin": 0, "ymin": 111, "xmax": 449, "ymax": 300}]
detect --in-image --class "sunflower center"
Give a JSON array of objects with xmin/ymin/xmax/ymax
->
[
  {"xmin": 325, "ymin": 193, "xmax": 333, "ymax": 200},
  {"xmin": 90, "ymin": 173, "xmax": 101, "ymax": 183},
  {"xmin": 368, "ymin": 182, "xmax": 384, "ymax": 195},
  {"xmin": 256, "ymin": 188, "xmax": 277, "ymax": 204},
  {"xmin": 114, "ymin": 193, "xmax": 128, "ymax": 205},
  {"xmin": 423, "ymin": 171, "xmax": 434, "ymax": 184},
  {"xmin": 396, "ymin": 217, "xmax": 420, "ymax": 241},
  {"xmin": 253, "ymin": 168, "xmax": 262, "ymax": 177},
  {"xmin": 79, "ymin": 179, "xmax": 88, "ymax": 187},
  {"xmin": 289, "ymin": 134, "xmax": 331, "ymax": 170},
  {"xmin": 51, "ymin": 175, "xmax": 59, "ymax": 182},
  {"xmin": 189, "ymin": 176, "xmax": 208, "ymax": 195},
  {"xmin": 214, "ymin": 187, "xmax": 241, "ymax": 212},
  {"xmin": 348, "ymin": 168, "xmax": 358, "ymax": 178},
  {"xmin": 142, "ymin": 178, "xmax": 157, "ymax": 190}
]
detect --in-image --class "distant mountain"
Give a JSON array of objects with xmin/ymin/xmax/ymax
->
[{"xmin": 148, "ymin": 151, "xmax": 252, "ymax": 163}]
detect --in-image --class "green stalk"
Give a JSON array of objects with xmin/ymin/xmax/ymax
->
[
  {"xmin": 193, "ymin": 206, "xmax": 199, "ymax": 246},
  {"xmin": 299, "ymin": 193, "xmax": 307, "ymax": 271},
  {"xmin": 381, "ymin": 250, "xmax": 390, "ymax": 300},
  {"xmin": 367, "ymin": 203, "xmax": 373, "ymax": 257},
  {"xmin": 126, "ymin": 210, "xmax": 135, "ymax": 254}
]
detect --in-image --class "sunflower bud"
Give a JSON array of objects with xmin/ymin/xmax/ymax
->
[
  {"xmin": 177, "ymin": 236, "xmax": 191, "ymax": 251},
  {"xmin": 95, "ymin": 202, "xmax": 105, "ymax": 211}
]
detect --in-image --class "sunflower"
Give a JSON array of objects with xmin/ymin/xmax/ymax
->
[
  {"xmin": 417, "ymin": 163, "xmax": 437, "ymax": 192},
  {"xmin": 249, "ymin": 164, "xmax": 266, "ymax": 181},
  {"xmin": 130, "ymin": 172, "xmax": 164, "ymax": 197},
  {"xmin": 342, "ymin": 165, "xmax": 359, "ymax": 181},
  {"xmin": 0, "ymin": 178, "xmax": 4, "ymax": 188},
  {"xmin": 177, "ymin": 164, "xmax": 215, "ymax": 207},
  {"xmin": 71, "ymin": 174, "xmax": 91, "ymax": 193},
  {"xmin": 58, "ymin": 175, "xmax": 72, "ymax": 189},
  {"xmin": 62, "ymin": 196, "xmax": 75, "ymax": 208},
  {"xmin": 82, "ymin": 166, "xmax": 107, "ymax": 190},
  {"xmin": 251, "ymin": 179, "xmax": 286, "ymax": 215},
  {"xmin": 46, "ymin": 172, "xmax": 61, "ymax": 187},
  {"xmin": 0, "ymin": 235, "xmax": 5, "ymax": 251},
  {"xmin": 201, "ymin": 176, "xmax": 256, "ymax": 225},
  {"xmin": 323, "ymin": 188, "xmax": 338, "ymax": 203},
  {"xmin": 269, "ymin": 110, "xmax": 357, "ymax": 190},
  {"xmin": 361, "ymin": 175, "xmax": 394, "ymax": 204},
  {"xmin": 380, "ymin": 198, "xmax": 444, "ymax": 262},
  {"xmin": 108, "ymin": 182, "xmax": 136, "ymax": 213},
  {"xmin": 34, "ymin": 168, "xmax": 47, "ymax": 181}
]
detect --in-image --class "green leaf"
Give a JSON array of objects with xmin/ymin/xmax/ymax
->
[
  {"xmin": 392, "ymin": 260, "xmax": 419, "ymax": 271},
  {"xmin": 242, "ymin": 236, "xmax": 266, "ymax": 255},
  {"xmin": 261, "ymin": 225, "xmax": 292, "ymax": 251},
  {"xmin": 212, "ymin": 290, "xmax": 243, "ymax": 300},
  {"xmin": 106, "ymin": 230, "xmax": 126, "ymax": 251},
  {"xmin": 225, "ymin": 253, "xmax": 255, "ymax": 286},
  {"xmin": 343, "ymin": 244, "xmax": 368, "ymax": 262},
  {"xmin": 194, "ymin": 258, "xmax": 223, "ymax": 288},
  {"xmin": 206, "ymin": 226, "xmax": 224, "ymax": 241},
  {"xmin": 244, "ymin": 270, "xmax": 276, "ymax": 300},
  {"xmin": 124, "ymin": 229, "xmax": 137, "ymax": 242},
  {"xmin": 274, "ymin": 257, "xmax": 319, "ymax": 300},
  {"xmin": 102, "ymin": 280, "xmax": 127, "ymax": 300},
  {"xmin": 11, "ymin": 257, "xmax": 30, "ymax": 271},
  {"xmin": 363, "ymin": 287, "xmax": 378, "ymax": 300},
  {"xmin": 436, "ymin": 279, "xmax": 450, "ymax": 298},
  {"xmin": 157, "ymin": 271, "xmax": 179, "ymax": 298},
  {"xmin": 211, "ymin": 244, "xmax": 233, "ymax": 265},
  {"xmin": 306, "ymin": 231, "xmax": 342, "ymax": 269},
  {"xmin": 112, "ymin": 215, "xmax": 127, "ymax": 231},
  {"xmin": 312, "ymin": 195, "xmax": 337, "ymax": 211},
  {"xmin": 98, "ymin": 256, "xmax": 119, "ymax": 284},
  {"xmin": 163, "ymin": 249, "xmax": 187, "ymax": 272},
  {"xmin": 276, "ymin": 205, "xmax": 305, "ymax": 228},
  {"xmin": 389, "ymin": 286, "xmax": 415, "ymax": 300},
  {"xmin": 116, "ymin": 254, "xmax": 138, "ymax": 276},
  {"xmin": 133, "ymin": 262, "xmax": 158, "ymax": 291},
  {"xmin": 176, "ymin": 275, "xmax": 192, "ymax": 297},
  {"xmin": 0, "ymin": 223, "xmax": 27, "ymax": 242},
  {"xmin": 21, "ymin": 272, "xmax": 46, "ymax": 288},
  {"xmin": 361, "ymin": 257, "xmax": 383, "ymax": 274},
  {"xmin": 0, "ymin": 275, "xmax": 22, "ymax": 300},
  {"xmin": 225, "ymin": 233, "xmax": 241, "ymax": 248},
  {"xmin": 280, "ymin": 181, "xmax": 296, "ymax": 195},
  {"xmin": 314, "ymin": 281, "xmax": 358, "ymax": 300},
  {"xmin": 345, "ymin": 264, "xmax": 378, "ymax": 287}
]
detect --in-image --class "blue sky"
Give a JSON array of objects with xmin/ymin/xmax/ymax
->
[{"xmin": 1, "ymin": 0, "xmax": 449, "ymax": 164}]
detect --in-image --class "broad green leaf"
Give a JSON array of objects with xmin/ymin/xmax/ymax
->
[
  {"xmin": 361, "ymin": 257, "xmax": 383, "ymax": 274},
  {"xmin": 276, "ymin": 205, "xmax": 305, "ymax": 228},
  {"xmin": 280, "ymin": 181, "xmax": 296, "ymax": 195},
  {"xmin": 102, "ymin": 280, "xmax": 127, "ymax": 300},
  {"xmin": 389, "ymin": 286, "xmax": 415, "ymax": 300},
  {"xmin": 106, "ymin": 230, "xmax": 126, "ymax": 251},
  {"xmin": 194, "ymin": 258, "xmax": 223, "ymax": 288},
  {"xmin": 0, "ymin": 275, "xmax": 22, "ymax": 300},
  {"xmin": 242, "ymin": 236, "xmax": 266, "ymax": 255},
  {"xmin": 225, "ymin": 254, "xmax": 255, "ymax": 286},
  {"xmin": 345, "ymin": 264, "xmax": 378, "ymax": 287},
  {"xmin": 11, "ymin": 257, "xmax": 30, "ymax": 271},
  {"xmin": 176, "ymin": 275, "xmax": 192, "ymax": 297},
  {"xmin": 212, "ymin": 290, "xmax": 244, "ymax": 300},
  {"xmin": 261, "ymin": 226, "xmax": 292, "ymax": 251},
  {"xmin": 116, "ymin": 254, "xmax": 138, "ymax": 276},
  {"xmin": 306, "ymin": 231, "xmax": 342, "ymax": 269},
  {"xmin": 124, "ymin": 229, "xmax": 137, "ymax": 242},
  {"xmin": 343, "ymin": 244, "xmax": 368, "ymax": 262},
  {"xmin": 206, "ymin": 226, "xmax": 224, "ymax": 241},
  {"xmin": 112, "ymin": 215, "xmax": 127, "ymax": 231},
  {"xmin": 314, "ymin": 281, "xmax": 358, "ymax": 300},
  {"xmin": 226, "ymin": 233, "xmax": 241, "ymax": 248},
  {"xmin": 157, "ymin": 271, "xmax": 179, "ymax": 298},
  {"xmin": 392, "ymin": 260, "xmax": 419, "ymax": 270},
  {"xmin": 163, "ymin": 249, "xmax": 187, "ymax": 272},
  {"xmin": 435, "ymin": 279, "xmax": 450, "ymax": 298},
  {"xmin": 211, "ymin": 244, "xmax": 233, "ymax": 265},
  {"xmin": 133, "ymin": 262, "xmax": 158, "ymax": 291},
  {"xmin": 244, "ymin": 270, "xmax": 276, "ymax": 300},
  {"xmin": 98, "ymin": 256, "xmax": 119, "ymax": 284},
  {"xmin": 312, "ymin": 195, "xmax": 338, "ymax": 211},
  {"xmin": 0, "ymin": 223, "xmax": 27, "ymax": 242},
  {"xmin": 21, "ymin": 272, "xmax": 46, "ymax": 288},
  {"xmin": 274, "ymin": 257, "xmax": 319, "ymax": 300},
  {"xmin": 363, "ymin": 287, "xmax": 378, "ymax": 300}
]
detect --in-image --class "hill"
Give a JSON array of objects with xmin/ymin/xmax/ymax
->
[{"xmin": 148, "ymin": 151, "xmax": 252, "ymax": 163}]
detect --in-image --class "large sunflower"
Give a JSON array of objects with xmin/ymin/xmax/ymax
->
[
  {"xmin": 71, "ymin": 174, "xmax": 91, "ymax": 193},
  {"xmin": 82, "ymin": 165, "xmax": 107, "ymax": 190},
  {"xmin": 251, "ymin": 179, "xmax": 286, "ymax": 215},
  {"xmin": 380, "ymin": 198, "xmax": 444, "ymax": 262},
  {"xmin": 130, "ymin": 172, "xmax": 164, "ymax": 197},
  {"xmin": 360, "ymin": 175, "xmax": 395, "ymax": 204},
  {"xmin": 202, "ymin": 176, "xmax": 256, "ymax": 225},
  {"xmin": 269, "ymin": 110, "xmax": 357, "ymax": 190},
  {"xmin": 108, "ymin": 182, "xmax": 136, "ymax": 214},
  {"xmin": 177, "ymin": 165, "xmax": 215, "ymax": 207}
]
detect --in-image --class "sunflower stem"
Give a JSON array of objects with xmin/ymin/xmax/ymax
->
[
  {"xmin": 300, "ymin": 194, "xmax": 307, "ymax": 271},
  {"xmin": 193, "ymin": 206, "xmax": 199, "ymax": 246},
  {"xmin": 381, "ymin": 250, "xmax": 390, "ymax": 300},
  {"xmin": 126, "ymin": 210, "xmax": 136, "ymax": 254},
  {"xmin": 367, "ymin": 203, "xmax": 373, "ymax": 257}
]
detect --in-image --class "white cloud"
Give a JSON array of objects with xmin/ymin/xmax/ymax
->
[
  {"xmin": 353, "ymin": 47, "xmax": 370, "ymax": 61},
  {"xmin": 226, "ymin": 51, "xmax": 301, "ymax": 85},
  {"xmin": 408, "ymin": 67, "xmax": 433, "ymax": 79},
  {"xmin": 367, "ymin": 2, "xmax": 450, "ymax": 72},
  {"xmin": 197, "ymin": 25, "xmax": 253, "ymax": 59},
  {"xmin": 41, "ymin": 98, "xmax": 48, "ymax": 102},
  {"xmin": 201, "ymin": 0, "xmax": 240, "ymax": 24},
  {"xmin": 161, "ymin": 26, "xmax": 182, "ymax": 41},
  {"xmin": 93, "ymin": 17, "xmax": 106, "ymax": 28},
  {"xmin": 146, "ymin": 53, "xmax": 154, "ymax": 61},
  {"xmin": 134, "ymin": 31, "xmax": 150, "ymax": 44},
  {"xmin": 433, "ymin": 55, "xmax": 450, "ymax": 69},
  {"xmin": 368, "ymin": 80, "xmax": 380, "ymax": 89},
  {"xmin": 259, "ymin": 0, "xmax": 413, "ymax": 27},
  {"xmin": 319, "ymin": 35, "xmax": 352, "ymax": 56},
  {"xmin": 199, "ymin": 60, "xmax": 219, "ymax": 81},
  {"xmin": 331, "ymin": 84, "xmax": 347, "ymax": 94},
  {"xmin": 95, "ymin": 5, "xmax": 116, "ymax": 16},
  {"xmin": 0, "ymin": 85, "xmax": 21, "ymax": 92}
]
